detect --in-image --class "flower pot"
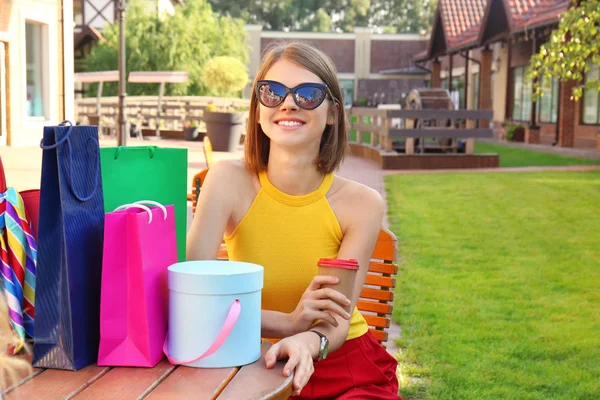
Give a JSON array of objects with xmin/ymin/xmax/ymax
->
[
  {"xmin": 204, "ymin": 111, "xmax": 245, "ymax": 152},
  {"xmin": 184, "ymin": 127, "xmax": 199, "ymax": 141}
]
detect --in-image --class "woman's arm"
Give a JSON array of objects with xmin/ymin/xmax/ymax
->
[
  {"xmin": 264, "ymin": 184, "xmax": 385, "ymax": 394},
  {"xmin": 308, "ymin": 184, "xmax": 385, "ymax": 352},
  {"xmin": 186, "ymin": 161, "xmax": 239, "ymax": 260}
]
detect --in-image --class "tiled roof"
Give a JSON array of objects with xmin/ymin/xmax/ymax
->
[
  {"xmin": 439, "ymin": 0, "xmax": 487, "ymax": 50},
  {"xmin": 507, "ymin": 0, "xmax": 570, "ymax": 30}
]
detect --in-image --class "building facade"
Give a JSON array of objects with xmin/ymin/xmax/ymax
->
[
  {"xmin": 415, "ymin": 0, "xmax": 599, "ymax": 149},
  {"xmin": 0, "ymin": 0, "xmax": 74, "ymax": 146},
  {"xmin": 245, "ymin": 25, "xmax": 429, "ymax": 107}
]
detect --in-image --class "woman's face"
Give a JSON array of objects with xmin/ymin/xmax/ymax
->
[{"xmin": 257, "ymin": 59, "xmax": 335, "ymax": 151}]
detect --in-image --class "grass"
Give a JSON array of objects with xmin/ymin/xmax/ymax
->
[
  {"xmin": 386, "ymin": 171, "xmax": 600, "ymax": 399},
  {"xmin": 475, "ymin": 142, "xmax": 600, "ymax": 167}
]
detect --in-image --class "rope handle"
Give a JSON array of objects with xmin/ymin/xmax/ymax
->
[
  {"xmin": 163, "ymin": 299, "xmax": 241, "ymax": 365},
  {"xmin": 113, "ymin": 201, "xmax": 168, "ymax": 224},
  {"xmin": 40, "ymin": 121, "xmax": 100, "ymax": 202}
]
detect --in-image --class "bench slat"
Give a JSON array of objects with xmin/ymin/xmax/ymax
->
[
  {"xmin": 145, "ymin": 366, "xmax": 238, "ymax": 400},
  {"xmin": 4, "ymin": 365, "xmax": 109, "ymax": 400},
  {"xmin": 362, "ymin": 314, "xmax": 390, "ymax": 329},
  {"xmin": 364, "ymin": 275, "xmax": 395, "ymax": 288},
  {"xmin": 357, "ymin": 300, "xmax": 392, "ymax": 315},
  {"xmin": 369, "ymin": 329, "xmax": 388, "ymax": 342},
  {"xmin": 360, "ymin": 288, "xmax": 394, "ymax": 302},
  {"xmin": 369, "ymin": 262, "xmax": 398, "ymax": 275},
  {"xmin": 72, "ymin": 359, "xmax": 175, "ymax": 399}
]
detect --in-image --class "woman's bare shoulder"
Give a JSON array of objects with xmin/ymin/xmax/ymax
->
[
  {"xmin": 206, "ymin": 159, "xmax": 254, "ymax": 185},
  {"xmin": 330, "ymin": 176, "xmax": 384, "ymax": 209}
]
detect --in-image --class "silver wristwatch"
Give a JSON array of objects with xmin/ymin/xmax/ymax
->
[{"xmin": 310, "ymin": 330, "xmax": 329, "ymax": 361}]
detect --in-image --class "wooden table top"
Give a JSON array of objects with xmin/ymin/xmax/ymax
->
[{"xmin": 2, "ymin": 342, "xmax": 293, "ymax": 400}]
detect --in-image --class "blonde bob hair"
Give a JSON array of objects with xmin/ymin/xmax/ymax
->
[{"xmin": 244, "ymin": 42, "xmax": 349, "ymax": 174}]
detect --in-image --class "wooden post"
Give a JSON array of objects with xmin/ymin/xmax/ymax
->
[{"xmin": 466, "ymin": 138, "xmax": 475, "ymax": 154}]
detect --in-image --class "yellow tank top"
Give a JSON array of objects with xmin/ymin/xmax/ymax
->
[{"xmin": 224, "ymin": 171, "xmax": 368, "ymax": 341}]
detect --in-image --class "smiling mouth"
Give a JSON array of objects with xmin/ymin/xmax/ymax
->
[{"xmin": 276, "ymin": 120, "xmax": 305, "ymax": 127}]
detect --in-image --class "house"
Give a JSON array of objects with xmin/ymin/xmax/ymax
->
[
  {"xmin": 413, "ymin": 0, "xmax": 598, "ymax": 150},
  {"xmin": 0, "ymin": 0, "xmax": 74, "ymax": 146}
]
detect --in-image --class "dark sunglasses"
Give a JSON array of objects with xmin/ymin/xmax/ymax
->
[{"xmin": 255, "ymin": 80, "xmax": 333, "ymax": 110}]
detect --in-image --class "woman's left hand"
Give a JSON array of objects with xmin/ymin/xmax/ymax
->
[{"xmin": 264, "ymin": 332, "xmax": 319, "ymax": 396}]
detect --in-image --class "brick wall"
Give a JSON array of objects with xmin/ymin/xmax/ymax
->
[
  {"xmin": 370, "ymin": 40, "xmax": 427, "ymax": 73},
  {"xmin": 261, "ymin": 38, "xmax": 355, "ymax": 73},
  {"xmin": 510, "ymin": 40, "xmax": 533, "ymax": 68}
]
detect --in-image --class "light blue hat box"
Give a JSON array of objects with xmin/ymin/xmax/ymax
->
[{"xmin": 165, "ymin": 261, "xmax": 263, "ymax": 368}]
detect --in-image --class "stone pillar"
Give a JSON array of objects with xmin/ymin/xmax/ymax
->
[
  {"xmin": 245, "ymin": 24, "xmax": 263, "ymax": 97},
  {"xmin": 558, "ymin": 79, "xmax": 578, "ymax": 148},
  {"xmin": 479, "ymin": 48, "xmax": 493, "ymax": 128},
  {"xmin": 354, "ymin": 27, "xmax": 372, "ymax": 80},
  {"xmin": 525, "ymin": 127, "xmax": 541, "ymax": 144},
  {"xmin": 431, "ymin": 60, "xmax": 441, "ymax": 88}
]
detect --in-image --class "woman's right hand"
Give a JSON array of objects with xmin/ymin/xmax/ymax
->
[{"xmin": 287, "ymin": 275, "xmax": 352, "ymax": 335}]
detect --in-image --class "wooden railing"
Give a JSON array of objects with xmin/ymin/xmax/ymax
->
[
  {"xmin": 75, "ymin": 96, "xmax": 250, "ymax": 136},
  {"xmin": 349, "ymin": 107, "xmax": 494, "ymax": 154}
]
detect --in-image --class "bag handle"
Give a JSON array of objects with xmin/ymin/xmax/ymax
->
[
  {"xmin": 113, "ymin": 203, "xmax": 156, "ymax": 224},
  {"xmin": 40, "ymin": 121, "xmax": 100, "ymax": 202},
  {"xmin": 131, "ymin": 200, "xmax": 168, "ymax": 220},
  {"xmin": 163, "ymin": 299, "xmax": 241, "ymax": 365}
]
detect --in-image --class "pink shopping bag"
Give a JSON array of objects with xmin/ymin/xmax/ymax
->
[{"xmin": 98, "ymin": 201, "xmax": 177, "ymax": 367}]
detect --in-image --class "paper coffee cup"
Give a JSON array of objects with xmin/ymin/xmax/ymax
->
[{"xmin": 317, "ymin": 258, "xmax": 359, "ymax": 301}]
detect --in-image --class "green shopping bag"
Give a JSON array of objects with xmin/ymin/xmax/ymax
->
[{"xmin": 100, "ymin": 146, "xmax": 188, "ymax": 261}]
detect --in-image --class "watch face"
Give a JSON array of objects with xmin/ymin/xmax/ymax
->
[{"xmin": 321, "ymin": 337, "xmax": 329, "ymax": 360}]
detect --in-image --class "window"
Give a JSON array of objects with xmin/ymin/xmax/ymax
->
[
  {"xmin": 26, "ymin": 22, "xmax": 45, "ymax": 118},
  {"xmin": 441, "ymin": 77, "xmax": 464, "ymax": 109},
  {"xmin": 339, "ymin": 79, "xmax": 354, "ymax": 108},
  {"xmin": 582, "ymin": 63, "xmax": 600, "ymax": 125},
  {"xmin": 536, "ymin": 77, "xmax": 559, "ymax": 123},
  {"xmin": 512, "ymin": 66, "xmax": 532, "ymax": 122}
]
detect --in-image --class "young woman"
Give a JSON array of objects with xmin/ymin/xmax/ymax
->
[{"xmin": 187, "ymin": 42, "xmax": 400, "ymax": 399}]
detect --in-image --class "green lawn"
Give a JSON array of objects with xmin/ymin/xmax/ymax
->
[
  {"xmin": 475, "ymin": 142, "xmax": 600, "ymax": 167},
  {"xmin": 386, "ymin": 171, "xmax": 600, "ymax": 400}
]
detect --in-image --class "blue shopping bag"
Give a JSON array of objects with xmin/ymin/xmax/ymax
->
[{"xmin": 33, "ymin": 122, "xmax": 105, "ymax": 370}]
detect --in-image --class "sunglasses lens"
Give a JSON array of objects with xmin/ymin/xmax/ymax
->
[
  {"xmin": 294, "ymin": 86, "xmax": 326, "ymax": 110},
  {"xmin": 258, "ymin": 82, "xmax": 286, "ymax": 107}
]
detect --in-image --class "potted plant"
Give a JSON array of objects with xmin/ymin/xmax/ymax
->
[
  {"xmin": 183, "ymin": 120, "xmax": 202, "ymax": 141},
  {"xmin": 503, "ymin": 122, "xmax": 525, "ymax": 142},
  {"xmin": 202, "ymin": 56, "xmax": 248, "ymax": 152}
]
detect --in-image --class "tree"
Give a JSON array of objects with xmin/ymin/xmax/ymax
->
[
  {"xmin": 202, "ymin": 56, "xmax": 248, "ymax": 97},
  {"xmin": 84, "ymin": 0, "xmax": 248, "ymax": 97},
  {"xmin": 528, "ymin": 0, "xmax": 600, "ymax": 101},
  {"xmin": 369, "ymin": 0, "xmax": 437, "ymax": 34},
  {"xmin": 207, "ymin": 0, "xmax": 435, "ymax": 33}
]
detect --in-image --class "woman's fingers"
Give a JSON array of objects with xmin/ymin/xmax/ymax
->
[
  {"xmin": 292, "ymin": 354, "xmax": 314, "ymax": 396},
  {"xmin": 307, "ymin": 275, "xmax": 339, "ymax": 290},
  {"xmin": 283, "ymin": 354, "xmax": 300, "ymax": 377},
  {"xmin": 315, "ymin": 288, "xmax": 351, "ymax": 309},
  {"xmin": 312, "ymin": 299, "xmax": 351, "ymax": 320}
]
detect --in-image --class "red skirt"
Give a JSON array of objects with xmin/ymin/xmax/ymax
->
[{"xmin": 291, "ymin": 331, "xmax": 401, "ymax": 399}]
